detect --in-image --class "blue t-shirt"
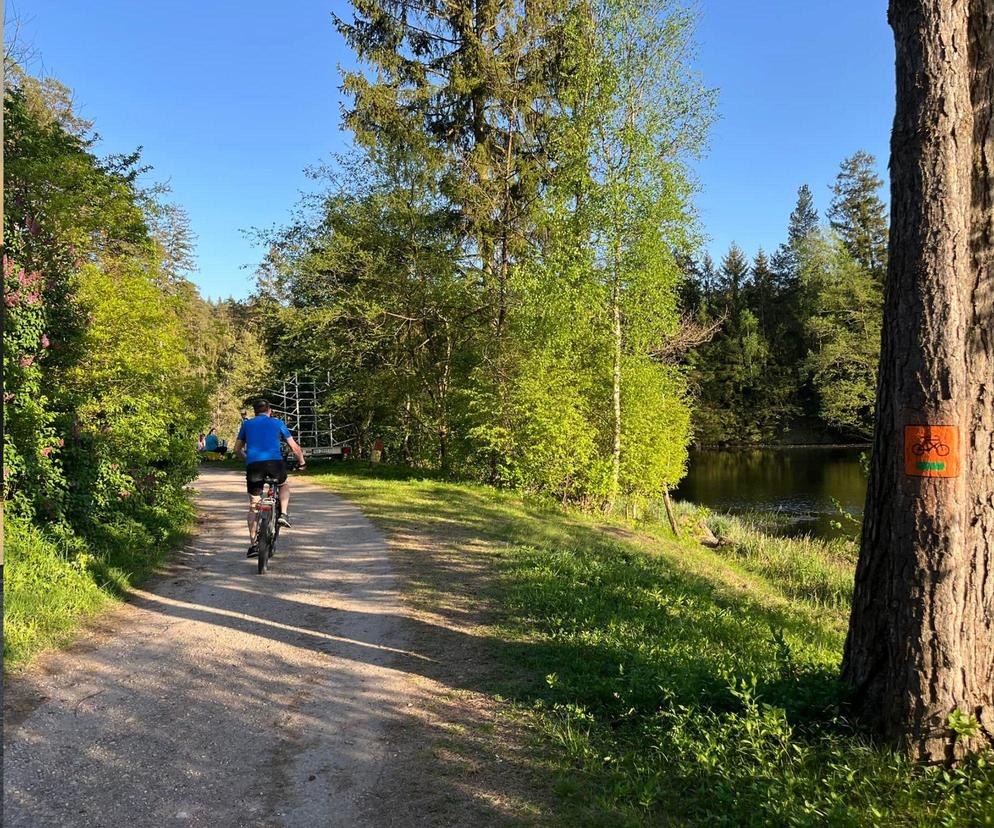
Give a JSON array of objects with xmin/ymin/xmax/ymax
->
[
  {"xmin": 237, "ymin": 416, "xmax": 292, "ymax": 464},
  {"xmin": 204, "ymin": 434, "xmax": 219, "ymax": 451}
]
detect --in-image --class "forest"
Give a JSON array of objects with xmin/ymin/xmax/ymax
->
[
  {"xmin": 685, "ymin": 153, "xmax": 887, "ymax": 446},
  {"xmin": 249, "ymin": 0, "xmax": 888, "ymax": 506}
]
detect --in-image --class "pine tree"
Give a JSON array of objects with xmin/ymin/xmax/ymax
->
[
  {"xmin": 844, "ymin": 0, "xmax": 992, "ymax": 762},
  {"xmin": 828, "ymin": 151, "xmax": 889, "ymax": 281}
]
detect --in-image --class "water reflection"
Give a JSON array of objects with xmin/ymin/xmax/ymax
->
[{"xmin": 674, "ymin": 447, "xmax": 869, "ymax": 539}]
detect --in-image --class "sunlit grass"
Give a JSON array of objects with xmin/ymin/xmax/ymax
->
[{"xmin": 311, "ymin": 462, "xmax": 994, "ymax": 826}]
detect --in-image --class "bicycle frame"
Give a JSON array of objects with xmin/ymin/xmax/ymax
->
[{"xmin": 255, "ymin": 475, "xmax": 283, "ymax": 573}]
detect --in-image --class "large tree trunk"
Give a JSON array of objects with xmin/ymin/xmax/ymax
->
[{"xmin": 842, "ymin": 0, "xmax": 993, "ymax": 764}]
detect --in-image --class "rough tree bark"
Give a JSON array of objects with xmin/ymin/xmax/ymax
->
[{"xmin": 842, "ymin": 0, "xmax": 993, "ymax": 764}]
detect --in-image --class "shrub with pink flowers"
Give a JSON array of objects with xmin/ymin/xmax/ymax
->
[{"xmin": 4, "ymin": 71, "xmax": 219, "ymax": 667}]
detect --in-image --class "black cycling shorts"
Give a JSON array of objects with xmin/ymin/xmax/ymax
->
[{"xmin": 246, "ymin": 460, "xmax": 287, "ymax": 496}]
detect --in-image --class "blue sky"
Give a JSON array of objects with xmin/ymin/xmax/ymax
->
[{"xmin": 13, "ymin": 1, "xmax": 893, "ymax": 299}]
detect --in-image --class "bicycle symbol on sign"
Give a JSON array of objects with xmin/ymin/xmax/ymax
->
[{"xmin": 912, "ymin": 436, "xmax": 950, "ymax": 457}]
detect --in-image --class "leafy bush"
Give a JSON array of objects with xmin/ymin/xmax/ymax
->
[{"xmin": 2, "ymin": 71, "xmax": 215, "ymax": 668}]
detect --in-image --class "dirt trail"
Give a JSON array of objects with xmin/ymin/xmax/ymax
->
[{"xmin": 4, "ymin": 467, "xmax": 449, "ymax": 827}]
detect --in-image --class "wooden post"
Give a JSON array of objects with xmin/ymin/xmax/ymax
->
[{"xmin": 663, "ymin": 486, "xmax": 679, "ymax": 537}]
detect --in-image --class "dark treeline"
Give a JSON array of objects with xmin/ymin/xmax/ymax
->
[{"xmin": 683, "ymin": 151, "xmax": 888, "ymax": 445}]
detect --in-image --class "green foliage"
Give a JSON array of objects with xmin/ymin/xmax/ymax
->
[
  {"xmin": 467, "ymin": 346, "xmax": 609, "ymax": 500},
  {"xmin": 179, "ymin": 293, "xmax": 269, "ymax": 445},
  {"xmin": 4, "ymin": 502, "xmax": 193, "ymax": 669},
  {"xmin": 58, "ymin": 260, "xmax": 204, "ymax": 527},
  {"xmin": 690, "ymin": 246, "xmax": 796, "ymax": 445},
  {"xmin": 800, "ymin": 234, "xmax": 883, "ymax": 438},
  {"xmin": 263, "ymin": 0, "xmax": 712, "ymax": 506},
  {"xmin": 2, "ymin": 69, "xmax": 217, "ymax": 667},
  {"xmin": 3, "ymin": 518, "xmax": 109, "ymax": 666},
  {"xmin": 619, "ymin": 357, "xmax": 691, "ymax": 497},
  {"xmin": 828, "ymin": 150, "xmax": 889, "ymax": 282}
]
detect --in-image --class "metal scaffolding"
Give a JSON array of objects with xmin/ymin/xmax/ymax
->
[{"xmin": 263, "ymin": 373, "xmax": 354, "ymax": 458}]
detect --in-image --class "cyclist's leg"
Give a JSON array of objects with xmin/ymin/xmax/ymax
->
[
  {"xmin": 247, "ymin": 495, "xmax": 261, "ymax": 542},
  {"xmin": 273, "ymin": 460, "xmax": 290, "ymax": 516}
]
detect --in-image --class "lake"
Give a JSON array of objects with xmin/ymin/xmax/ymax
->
[{"xmin": 674, "ymin": 447, "xmax": 869, "ymax": 539}]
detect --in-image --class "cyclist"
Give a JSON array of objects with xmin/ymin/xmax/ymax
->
[{"xmin": 232, "ymin": 399, "xmax": 306, "ymax": 558}]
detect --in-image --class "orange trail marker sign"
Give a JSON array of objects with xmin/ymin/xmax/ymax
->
[{"xmin": 904, "ymin": 425, "xmax": 960, "ymax": 478}]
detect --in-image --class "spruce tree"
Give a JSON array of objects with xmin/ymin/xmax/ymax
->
[
  {"xmin": 747, "ymin": 248, "xmax": 776, "ymax": 336},
  {"xmin": 788, "ymin": 184, "xmax": 819, "ymax": 246},
  {"xmin": 772, "ymin": 184, "xmax": 819, "ymax": 295},
  {"xmin": 719, "ymin": 243, "xmax": 749, "ymax": 333},
  {"xmin": 335, "ymin": 0, "xmax": 567, "ymax": 342},
  {"xmin": 828, "ymin": 151, "xmax": 889, "ymax": 282},
  {"xmin": 699, "ymin": 253, "xmax": 719, "ymax": 301}
]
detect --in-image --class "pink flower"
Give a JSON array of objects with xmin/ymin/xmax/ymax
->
[
  {"xmin": 16, "ymin": 269, "xmax": 42, "ymax": 290},
  {"xmin": 41, "ymin": 446, "xmax": 53, "ymax": 457},
  {"xmin": 5, "ymin": 293, "xmax": 19, "ymax": 307},
  {"xmin": 3, "ymin": 392, "xmax": 14, "ymax": 402},
  {"xmin": 57, "ymin": 438, "xmax": 65, "ymax": 447},
  {"xmin": 40, "ymin": 334, "xmax": 50, "ymax": 348},
  {"xmin": 24, "ymin": 292, "xmax": 40, "ymax": 305},
  {"xmin": 118, "ymin": 489, "xmax": 130, "ymax": 498},
  {"xmin": 19, "ymin": 356, "xmax": 34, "ymax": 368},
  {"xmin": 110, "ymin": 463, "xmax": 118, "ymax": 470}
]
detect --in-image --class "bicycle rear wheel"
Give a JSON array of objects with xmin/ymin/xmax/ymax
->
[{"xmin": 257, "ymin": 513, "xmax": 271, "ymax": 574}]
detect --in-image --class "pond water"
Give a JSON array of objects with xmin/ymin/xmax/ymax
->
[{"xmin": 673, "ymin": 447, "xmax": 869, "ymax": 540}]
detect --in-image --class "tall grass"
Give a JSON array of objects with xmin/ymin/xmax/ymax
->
[{"xmin": 4, "ymin": 498, "xmax": 194, "ymax": 670}]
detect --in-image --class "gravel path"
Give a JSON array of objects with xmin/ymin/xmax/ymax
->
[{"xmin": 4, "ymin": 466, "xmax": 423, "ymax": 827}]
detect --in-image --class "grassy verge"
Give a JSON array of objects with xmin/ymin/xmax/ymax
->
[
  {"xmin": 4, "ymin": 499, "xmax": 194, "ymax": 671},
  {"xmin": 309, "ymin": 462, "xmax": 994, "ymax": 826}
]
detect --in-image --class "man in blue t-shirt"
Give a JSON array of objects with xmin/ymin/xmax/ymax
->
[{"xmin": 233, "ymin": 399, "xmax": 307, "ymax": 558}]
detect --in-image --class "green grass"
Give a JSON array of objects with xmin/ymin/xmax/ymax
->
[
  {"xmin": 4, "ymin": 499, "xmax": 194, "ymax": 670},
  {"xmin": 309, "ymin": 462, "xmax": 994, "ymax": 827}
]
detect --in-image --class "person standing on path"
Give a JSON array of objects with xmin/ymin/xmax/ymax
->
[{"xmin": 232, "ymin": 398, "xmax": 306, "ymax": 557}]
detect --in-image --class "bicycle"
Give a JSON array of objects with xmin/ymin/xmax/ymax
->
[
  {"xmin": 913, "ymin": 437, "xmax": 950, "ymax": 457},
  {"xmin": 255, "ymin": 474, "xmax": 283, "ymax": 574}
]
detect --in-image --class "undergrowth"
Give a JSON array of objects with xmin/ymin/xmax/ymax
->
[{"xmin": 4, "ymin": 495, "xmax": 194, "ymax": 670}]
